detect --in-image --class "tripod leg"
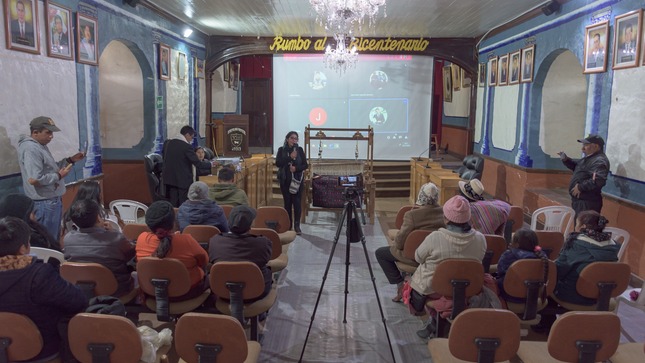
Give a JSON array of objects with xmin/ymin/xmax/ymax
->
[
  {"xmin": 343, "ymin": 201, "xmax": 352, "ymax": 324},
  {"xmin": 352, "ymin": 204, "xmax": 398, "ymax": 363},
  {"xmin": 298, "ymin": 203, "xmax": 349, "ymax": 363}
]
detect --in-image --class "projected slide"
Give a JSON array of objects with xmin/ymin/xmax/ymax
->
[{"xmin": 274, "ymin": 54, "xmax": 433, "ymax": 160}]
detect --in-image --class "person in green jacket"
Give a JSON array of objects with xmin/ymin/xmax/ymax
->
[{"xmin": 208, "ymin": 166, "xmax": 249, "ymax": 206}]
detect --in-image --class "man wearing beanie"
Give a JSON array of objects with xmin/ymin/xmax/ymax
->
[
  {"xmin": 409, "ymin": 195, "xmax": 487, "ymax": 339},
  {"xmin": 18, "ymin": 116, "xmax": 85, "ymax": 241},
  {"xmin": 177, "ymin": 181, "xmax": 229, "ymax": 233},
  {"xmin": 458, "ymin": 179, "xmax": 510, "ymax": 236},
  {"xmin": 375, "ymin": 182, "xmax": 445, "ymax": 302},
  {"xmin": 208, "ymin": 206, "xmax": 273, "ymax": 300}
]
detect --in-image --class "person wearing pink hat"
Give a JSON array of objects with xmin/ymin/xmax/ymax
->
[{"xmin": 408, "ymin": 195, "xmax": 487, "ymax": 339}]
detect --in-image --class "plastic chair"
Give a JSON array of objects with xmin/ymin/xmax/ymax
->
[
  {"xmin": 175, "ymin": 313, "xmax": 260, "ymax": 363},
  {"xmin": 29, "ymin": 246, "xmax": 65, "ymax": 265},
  {"xmin": 210, "ymin": 261, "xmax": 278, "ymax": 341},
  {"xmin": 393, "ymin": 229, "xmax": 431, "ymax": 274},
  {"xmin": 254, "ymin": 206, "xmax": 296, "ymax": 245},
  {"xmin": 60, "ymin": 262, "xmax": 138, "ymax": 304},
  {"xmin": 427, "ymin": 309, "xmax": 520, "ymax": 363},
  {"xmin": 0, "ymin": 312, "xmax": 60, "ymax": 363},
  {"xmin": 604, "ymin": 227, "xmax": 630, "ymax": 261},
  {"xmin": 68, "ymin": 313, "xmax": 143, "ymax": 363},
  {"xmin": 530, "ymin": 205, "xmax": 574, "ymax": 235},
  {"xmin": 109, "ymin": 199, "xmax": 148, "ymax": 224},
  {"xmin": 122, "ymin": 223, "xmax": 150, "ymax": 241},
  {"xmin": 517, "ymin": 311, "xmax": 620, "ymax": 363}
]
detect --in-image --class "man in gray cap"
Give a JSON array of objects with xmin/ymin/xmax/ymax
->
[
  {"xmin": 558, "ymin": 135, "xmax": 610, "ymax": 218},
  {"xmin": 18, "ymin": 116, "xmax": 85, "ymax": 241}
]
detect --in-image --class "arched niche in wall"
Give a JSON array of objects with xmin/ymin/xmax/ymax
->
[
  {"xmin": 537, "ymin": 50, "xmax": 586, "ymax": 158},
  {"xmin": 99, "ymin": 40, "xmax": 155, "ymax": 158}
]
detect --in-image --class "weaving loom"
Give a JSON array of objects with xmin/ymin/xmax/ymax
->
[{"xmin": 301, "ymin": 126, "xmax": 376, "ymax": 224}]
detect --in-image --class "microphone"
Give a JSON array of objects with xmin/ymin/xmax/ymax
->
[{"xmin": 417, "ymin": 146, "xmax": 431, "ymax": 161}]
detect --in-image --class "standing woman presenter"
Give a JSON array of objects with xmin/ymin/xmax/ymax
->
[{"xmin": 276, "ymin": 131, "xmax": 308, "ymax": 234}]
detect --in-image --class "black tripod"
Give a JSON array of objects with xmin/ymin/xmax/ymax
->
[{"xmin": 298, "ymin": 189, "xmax": 396, "ymax": 363}]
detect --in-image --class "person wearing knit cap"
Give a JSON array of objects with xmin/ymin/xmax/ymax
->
[
  {"xmin": 375, "ymin": 182, "xmax": 445, "ymax": 302},
  {"xmin": 408, "ymin": 195, "xmax": 487, "ymax": 339},
  {"xmin": 208, "ymin": 206, "xmax": 273, "ymax": 300},
  {"xmin": 458, "ymin": 179, "xmax": 511, "ymax": 236},
  {"xmin": 0, "ymin": 193, "xmax": 60, "ymax": 251},
  {"xmin": 177, "ymin": 181, "xmax": 229, "ymax": 233},
  {"xmin": 136, "ymin": 201, "xmax": 209, "ymax": 296}
]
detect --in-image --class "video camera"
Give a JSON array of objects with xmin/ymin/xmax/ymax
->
[{"xmin": 337, "ymin": 175, "xmax": 360, "ymax": 187}]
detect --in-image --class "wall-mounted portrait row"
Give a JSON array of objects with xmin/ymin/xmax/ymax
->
[{"xmin": 478, "ymin": 44, "xmax": 535, "ymax": 87}]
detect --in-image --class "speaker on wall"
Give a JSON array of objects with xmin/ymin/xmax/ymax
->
[
  {"xmin": 124, "ymin": 0, "xmax": 139, "ymax": 7},
  {"xmin": 541, "ymin": 0, "xmax": 561, "ymax": 16}
]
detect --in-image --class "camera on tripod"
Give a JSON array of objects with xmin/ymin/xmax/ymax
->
[{"xmin": 337, "ymin": 176, "xmax": 363, "ymax": 200}]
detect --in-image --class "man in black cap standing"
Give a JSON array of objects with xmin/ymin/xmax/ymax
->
[
  {"xmin": 558, "ymin": 135, "xmax": 610, "ymax": 218},
  {"xmin": 18, "ymin": 116, "xmax": 85, "ymax": 241}
]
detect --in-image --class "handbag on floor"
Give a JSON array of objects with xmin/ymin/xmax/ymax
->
[{"xmin": 289, "ymin": 172, "xmax": 302, "ymax": 194}]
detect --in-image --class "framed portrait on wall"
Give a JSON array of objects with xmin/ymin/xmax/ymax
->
[
  {"xmin": 76, "ymin": 14, "xmax": 98, "ymax": 66},
  {"xmin": 583, "ymin": 21, "xmax": 608, "ymax": 74},
  {"xmin": 461, "ymin": 69, "xmax": 471, "ymax": 88},
  {"xmin": 488, "ymin": 57, "xmax": 498, "ymax": 86},
  {"xmin": 46, "ymin": 2, "xmax": 73, "ymax": 60},
  {"xmin": 442, "ymin": 65, "xmax": 452, "ymax": 102},
  {"xmin": 478, "ymin": 63, "xmax": 486, "ymax": 87},
  {"xmin": 520, "ymin": 45, "xmax": 535, "ymax": 82},
  {"xmin": 498, "ymin": 54, "xmax": 509, "ymax": 86},
  {"xmin": 3, "ymin": 0, "xmax": 40, "ymax": 54},
  {"xmin": 195, "ymin": 57, "xmax": 205, "ymax": 79},
  {"xmin": 613, "ymin": 10, "xmax": 642, "ymax": 70},
  {"xmin": 509, "ymin": 51, "xmax": 521, "ymax": 85},
  {"xmin": 229, "ymin": 61, "xmax": 240, "ymax": 90},
  {"xmin": 177, "ymin": 52, "xmax": 186, "ymax": 80},
  {"xmin": 159, "ymin": 43, "xmax": 170, "ymax": 80},
  {"xmin": 451, "ymin": 64, "xmax": 461, "ymax": 91}
]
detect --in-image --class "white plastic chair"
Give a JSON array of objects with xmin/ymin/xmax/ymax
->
[
  {"xmin": 530, "ymin": 206, "xmax": 574, "ymax": 235},
  {"xmin": 605, "ymin": 227, "xmax": 630, "ymax": 261},
  {"xmin": 29, "ymin": 247, "xmax": 65, "ymax": 264},
  {"xmin": 109, "ymin": 199, "xmax": 148, "ymax": 224}
]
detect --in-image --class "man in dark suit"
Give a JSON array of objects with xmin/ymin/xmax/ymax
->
[
  {"xmin": 10, "ymin": 0, "xmax": 35, "ymax": 46},
  {"xmin": 162, "ymin": 126, "xmax": 214, "ymax": 207},
  {"xmin": 50, "ymin": 14, "xmax": 69, "ymax": 53}
]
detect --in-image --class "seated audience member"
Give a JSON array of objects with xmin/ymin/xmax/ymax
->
[
  {"xmin": 458, "ymin": 179, "xmax": 511, "ymax": 235},
  {"xmin": 0, "ymin": 193, "xmax": 60, "ymax": 251},
  {"xmin": 62, "ymin": 180, "xmax": 123, "ymax": 234},
  {"xmin": 178, "ymin": 181, "xmax": 229, "ymax": 233},
  {"xmin": 208, "ymin": 205, "xmax": 273, "ymax": 301},
  {"xmin": 554, "ymin": 210, "xmax": 619, "ymax": 305},
  {"xmin": 409, "ymin": 195, "xmax": 487, "ymax": 338},
  {"xmin": 63, "ymin": 199, "xmax": 136, "ymax": 297},
  {"xmin": 136, "ymin": 201, "xmax": 209, "ymax": 297},
  {"xmin": 209, "ymin": 166, "xmax": 249, "ymax": 206},
  {"xmin": 0, "ymin": 217, "xmax": 87, "ymax": 361},
  {"xmin": 375, "ymin": 182, "xmax": 445, "ymax": 302},
  {"xmin": 496, "ymin": 228, "xmax": 548, "ymax": 302},
  {"xmin": 195, "ymin": 146, "xmax": 213, "ymax": 178}
]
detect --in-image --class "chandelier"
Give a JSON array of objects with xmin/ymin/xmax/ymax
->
[
  {"xmin": 324, "ymin": 34, "xmax": 358, "ymax": 75},
  {"xmin": 310, "ymin": 0, "xmax": 387, "ymax": 34}
]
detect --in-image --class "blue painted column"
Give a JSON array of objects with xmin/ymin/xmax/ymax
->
[
  {"xmin": 80, "ymin": 65, "xmax": 102, "ymax": 178},
  {"xmin": 154, "ymin": 45, "xmax": 166, "ymax": 154},
  {"xmin": 515, "ymin": 83, "xmax": 533, "ymax": 167},
  {"xmin": 589, "ymin": 73, "xmax": 604, "ymax": 135},
  {"xmin": 480, "ymin": 86, "xmax": 493, "ymax": 155}
]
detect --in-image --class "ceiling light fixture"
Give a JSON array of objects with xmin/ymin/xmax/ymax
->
[
  {"xmin": 183, "ymin": 29, "xmax": 193, "ymax": 38},
  {"xmin": 324, "ymin": 34, "xmax": 358, "ymax": 76},
  {"xmin": 310, "ymin": 0, "xmax": 387, "ymax": 34}
]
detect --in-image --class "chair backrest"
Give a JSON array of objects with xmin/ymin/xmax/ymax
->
[
  {"xmin": 604, "ymin": 227, "xmax": 631, "ymax": 261},
  {"xmin": 432, "ymin": 259, "xmax": 485, "ymax": 318},
  {"xmin": 209, "ymin": 262, "xmax": 266, "ymax": 326},
  {"xmin": 547, "ymin": 311, "xmax": 620, "ymax": 363},
  {"xmin": 29, "ymin": 246, "xmax": 65, "ymax": 265},
  {"xmin": 137, "ymin": 257, "xmax": 192, "ymax": 298},
  {"xmin": 109, "ymin": 199, "xmax": 148, "ymax": 224},
  {"xmin": 144, "ymin": 153, "xmax": 166, "ymax": 202},
  {"xmin": 504, "ymin": 206, "xmax": 525, "ymax": 244},
  {"xmin": 68, "ymin": 313, "xmax": 143, "ymax": 363},
  {"xmin": 254, "ymin": 206, "xmax": 291, "ymax": 233},
  {"xmin": 176, "ymin": 313, "xmax": 249, "ymax": 363},
  {"xmin": 395, "ymin": 205, "xmax": 416, "ymax": 229},
  {"xmin": 220, "ymin": 204, "xmax": 234, "ymax": 219},
  {"xmin": 250, "ymin": 227, "xmax": 282, "ymax": 260},
  {"xmin": 534, "ymin": 231, "xmax": 564, "ymax": 259},
  {"xmin": 122, "ymin": 223, "xmax": 150, "ymax": 241},
  {"xmin": 577, "ymin": 262, "xmax": 631, "ymax": 310},
  {"xmin": 530, "ymin": 206, "xmax": 574, "ymax": 235},
  {"xmin": 504, "ymin": 259, "xmax": 557, "ymax": 320},
  {"xmin": 60, "ymin": 262, "xmax": 118, "ymax": 300},
  {"xmin": 183, "ymin": 225, "xmax": 221, "ymax": 244},
  {"xmin": 458, "ymin": 155, "xmax": 485, "ymax": 181},
  {"xmin": 0, "ymin": 312, "xmax": 44, "ymax": 362},
  {"xmin": 402, "ymin": 229, "xmax": 432, "ymax": 260},
  {"xmin": 447, "ymin": 309, "xmax": 520, "ymax": 362},
  {"xmin": 483, "ymin": 234, "xmax": 507, "ymax": 271},
  {"xmin": 203, "ymin": 147, "xmax": 216, "ymax": 160}
]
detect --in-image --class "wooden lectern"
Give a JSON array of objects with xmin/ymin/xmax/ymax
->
[{"xmin": 210, "ymin": 114, "xmax": 250, "ymax": 157}]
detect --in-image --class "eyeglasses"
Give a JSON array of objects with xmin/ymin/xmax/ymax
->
[{"xmin": 289, "ymin": 136, "xmax": 299, "ymax": 140}]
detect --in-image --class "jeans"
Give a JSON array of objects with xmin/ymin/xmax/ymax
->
[
  {"xmin": 280, "ymin": 183, "xmax": 302, "ymax": 228},
  {"xmin": 33, "ymin": 197, "xmax": 62, "ymax": 242},
  {"xmin": 375, "ymin": 246, "xmax": 405, "ymax": 285}
]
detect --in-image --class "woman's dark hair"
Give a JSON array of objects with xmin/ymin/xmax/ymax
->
[
  {"xmin": 445, "ymin": 220, "xmax": 472, "ymax": 232},
  {"xmin": 0, "ymin": 217, "xmax": 31, "ymax": 257},
  {"xmin": 283, "ymin": 131, "xmax": 299, "ymax": 149},
  {"xmin": 69, "ymin": 199, "xmax": 101, "ymax": 229},
  {"xmin": 145, "ymin": 201, "xmax": 176, "ymax": 258},
  {"xmin": 577, "ymin": 210, "xmax": 608, "ymax": 233},
  {"xmin": 63, "ymin": 181, "xmax": 107, "ymax": 231},
  {"xmin": 512, "ymin": 228, "xmax": 538, "ymax": 251}
]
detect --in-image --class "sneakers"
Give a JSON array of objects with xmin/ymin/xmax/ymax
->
[{"xmin": 416, "ymin": 318, "xmax": 436, "ymax": 339}]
